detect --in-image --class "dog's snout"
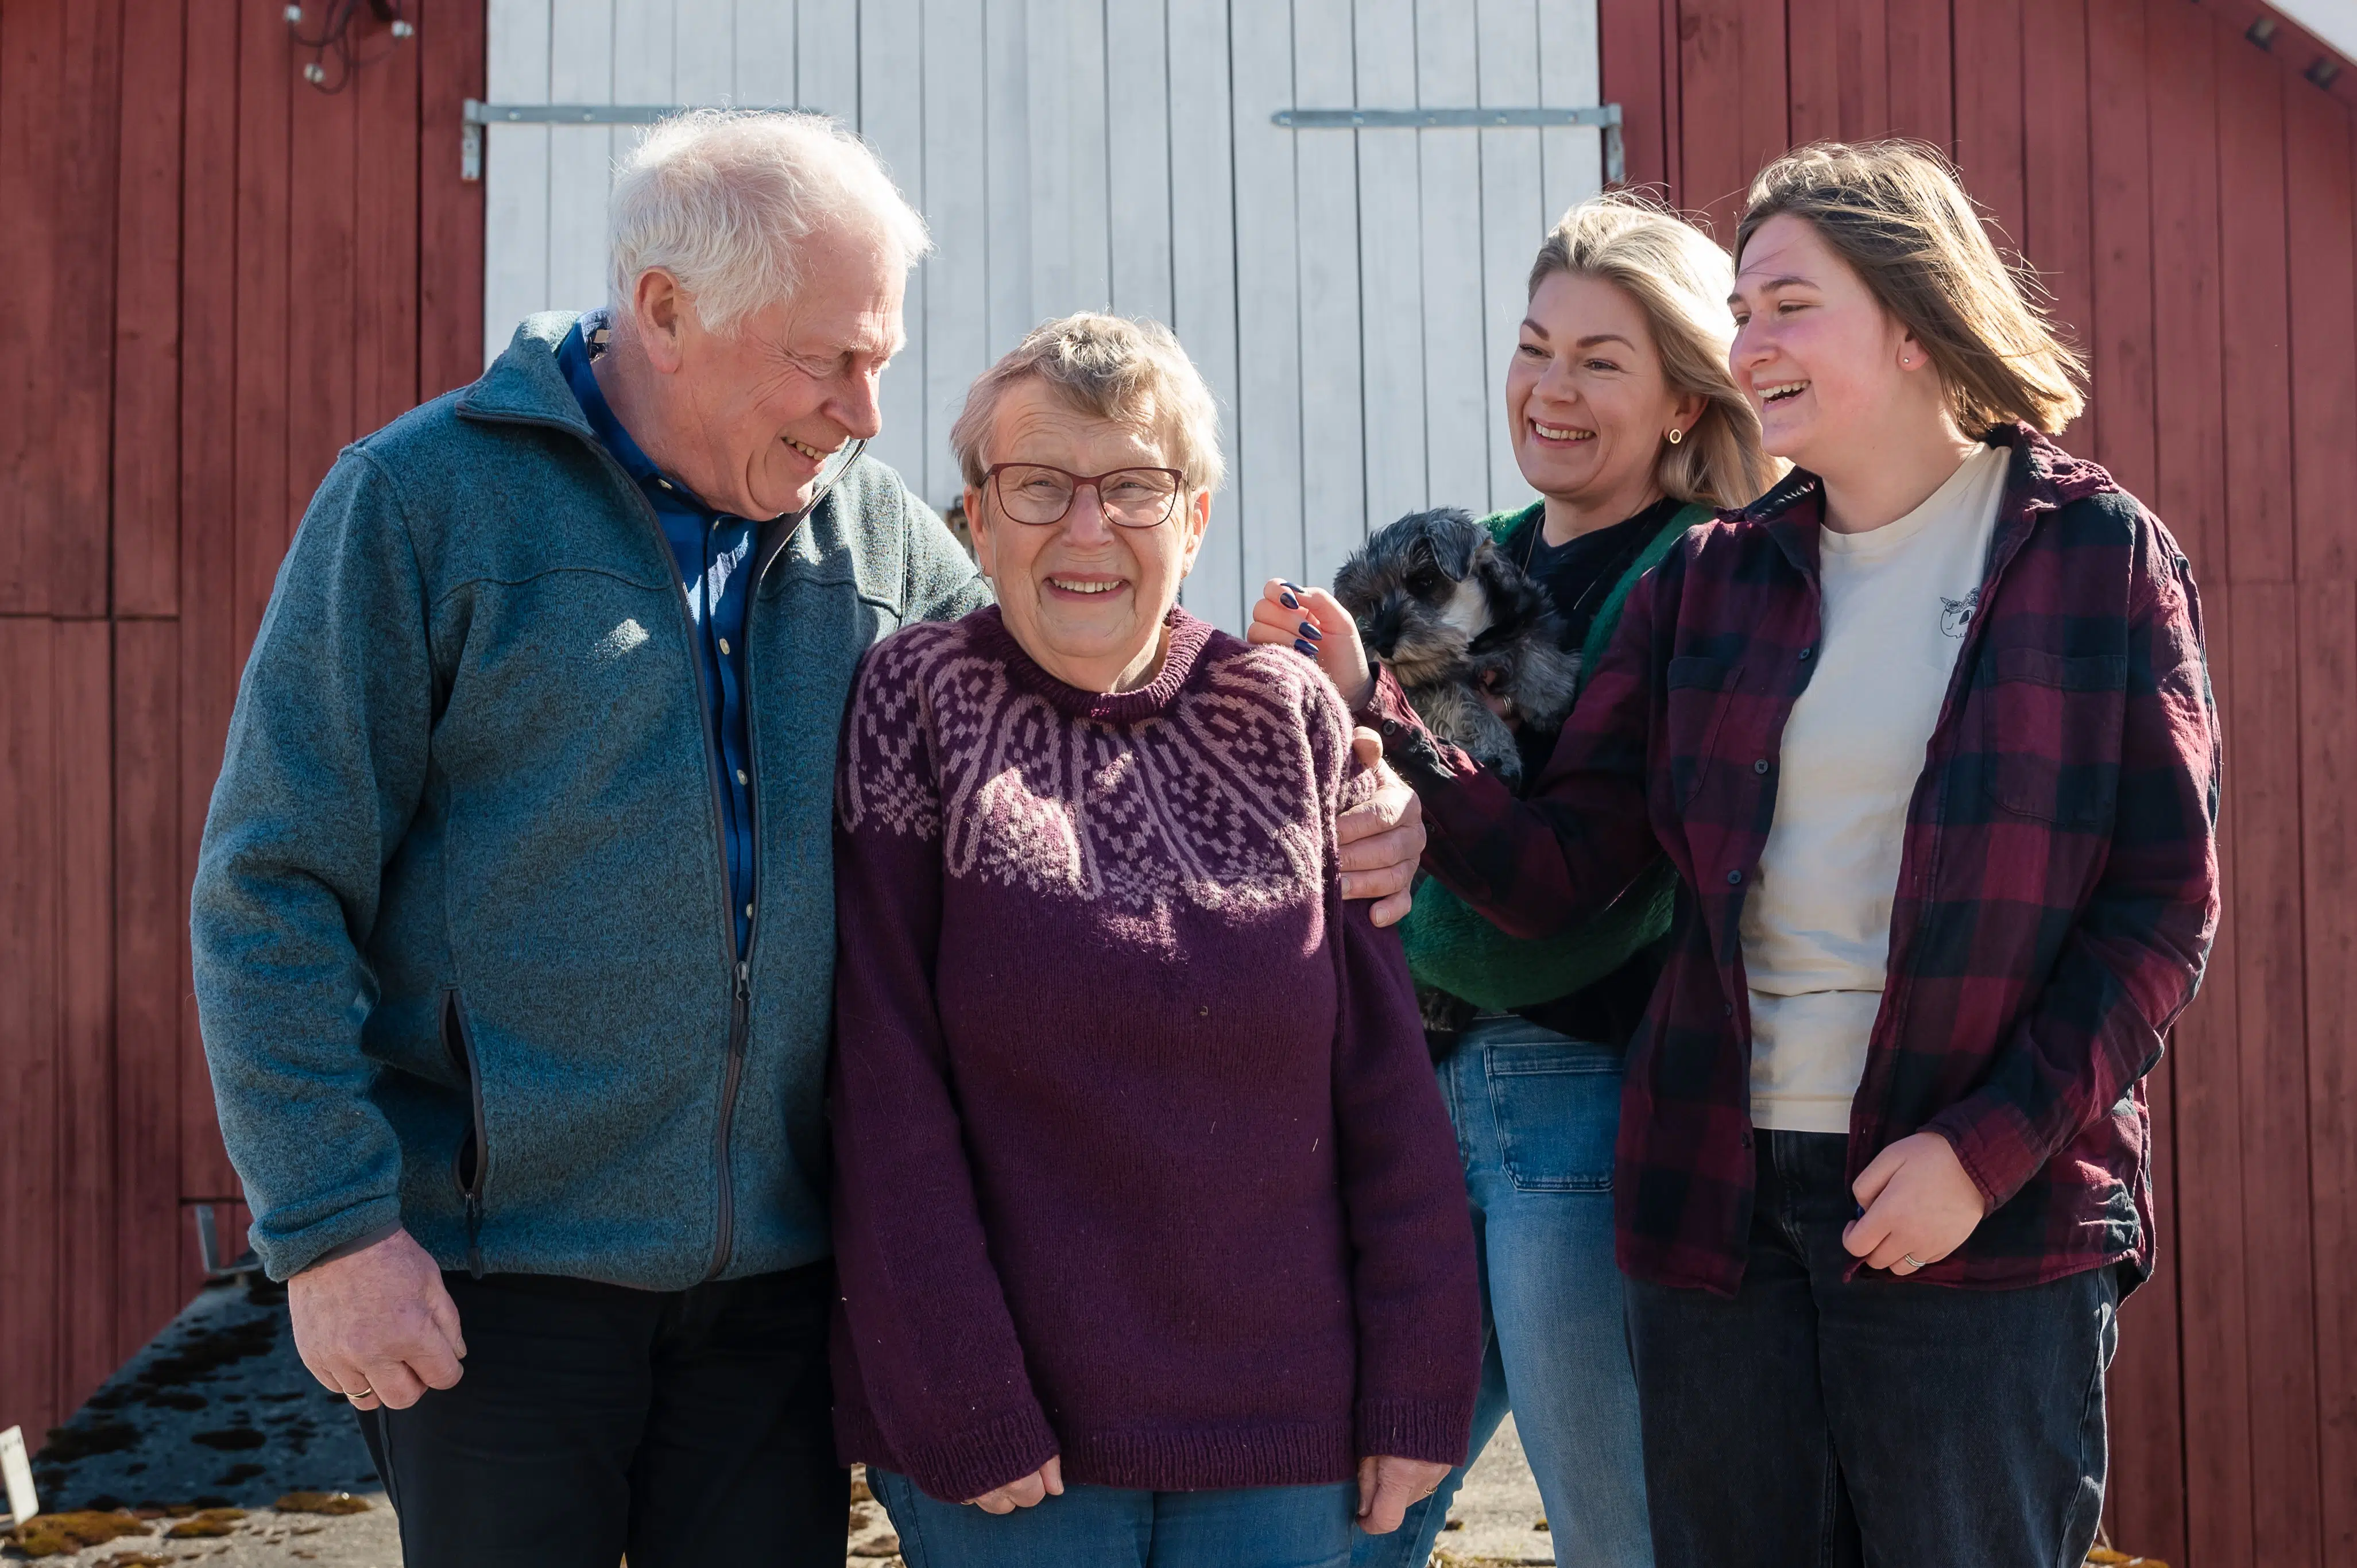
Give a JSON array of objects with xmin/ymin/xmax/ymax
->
[{"xmin": 1365, "ymin": 598, "xmax": 1404, "ymax": 660}]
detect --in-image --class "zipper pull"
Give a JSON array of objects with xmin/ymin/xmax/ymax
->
[{"xmin": 734, "ymin": 961, "xmax": 750, "ymax": 1002}]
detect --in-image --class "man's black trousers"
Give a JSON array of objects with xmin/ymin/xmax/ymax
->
[{"xmin": 355, "ymin": 1261, "xmax": 846, "ymax": 1567}]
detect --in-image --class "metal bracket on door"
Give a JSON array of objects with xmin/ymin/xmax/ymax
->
[
  {"xmin": 460, "ymin": 100, "xmax": 801, "ymax": 181},
  {"xmin": 1271, "ymin": 104, "xmax": 1625, "ymax": 185}
]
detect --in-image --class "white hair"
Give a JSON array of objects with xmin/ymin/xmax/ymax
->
[{"xmin": 608, "ymin": 109, "xmax": 932, "ymax": 336}]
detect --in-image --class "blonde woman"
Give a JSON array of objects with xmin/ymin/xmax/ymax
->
[
  {"xmin": 1256, "ymin": 194, "xmax": 1778, "ymax": 1567},
  {"xmin": 1290, "ymin": 142, "xmax": 2219, "ymax": 1567}
]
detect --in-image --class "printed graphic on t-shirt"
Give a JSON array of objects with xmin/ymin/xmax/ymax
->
[{"xmin": 1940, "ymin": 589, "xmax": 1978, "ymax": 638}]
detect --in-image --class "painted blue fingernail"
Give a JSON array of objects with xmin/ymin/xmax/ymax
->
[
  {"xmin": 1282, "ymin": 580, "xmax": 1302, "ymax": 592},
  {"xmin": 1299, "ymin": 621, "xmax": 1322, "ymax": 640},
  {"xmin": 1294, "ymin": 639, "xmax": 1318, "ymax": 656},
  {"xmin": 1853, "ymin": 1202, "xmax": 1866, "ymax": 1219},
  {"xmin": 1280, "ymin": 593, "xmax": 1300, "ymax": 609}
]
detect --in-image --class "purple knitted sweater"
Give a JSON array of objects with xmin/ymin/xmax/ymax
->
[{"xmin": 828, "ymin": 606, "xmax": 1480, "ymax": 1504}]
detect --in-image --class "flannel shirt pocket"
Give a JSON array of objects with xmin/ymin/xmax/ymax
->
[{"xmin": 1980, "ymin": 648, "xmax": 2129, "ymax": 827}]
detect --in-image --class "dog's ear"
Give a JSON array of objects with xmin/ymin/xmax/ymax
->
[{"xmin": 1424, "ymin": 509, "xmax": 1484, "ymax": 582}]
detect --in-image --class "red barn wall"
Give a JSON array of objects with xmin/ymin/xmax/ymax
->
[
  {"xmin": 0, "ymin": 0, "xmax": 483, "ymax": 1451},
  {"xmin": 1600, "ymin": 0, "xmax": 2357, "ymax": 1562}
]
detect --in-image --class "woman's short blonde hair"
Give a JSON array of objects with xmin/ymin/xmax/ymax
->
[
  {"xmin": 951, "ymin": 313, "xmax": 1226, "ymax": 494},
  {"xmin": 1735, "ymin": 140, "xmax": 2086, "ymax": 435},
  {"xmin": 1528, "ymin": 193, "xmax": 1783, "ymax": 510}
]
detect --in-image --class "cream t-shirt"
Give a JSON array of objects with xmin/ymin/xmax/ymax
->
[{"xmin": 1743, "ymin": 443, "xmax": 2010, "ymax": 1133}]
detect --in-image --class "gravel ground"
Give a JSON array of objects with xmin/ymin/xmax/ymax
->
[{"xmin": 10, "ymin": 1282, "xmax": 1554, "ymax": 1567}]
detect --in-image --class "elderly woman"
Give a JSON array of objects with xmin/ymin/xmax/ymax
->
[{"xmin": 828, "ymin": 314, "xmax": 1483, "ymax": 1568}]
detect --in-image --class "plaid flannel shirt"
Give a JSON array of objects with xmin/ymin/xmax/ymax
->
[{"xmin": 1365, "ymin": 427, "xmax": 2219, "ymax": 1294}]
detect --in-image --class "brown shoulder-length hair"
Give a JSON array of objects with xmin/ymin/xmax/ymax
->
[
  {"xmin": 1529, "ymin": 191, "xmax": 1783, "ymax": 509},
  {"xmin": 1735, "ymin": 140, "xmax": 2086, "ymax": 435}
]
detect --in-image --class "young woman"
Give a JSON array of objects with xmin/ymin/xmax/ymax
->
[
  {"xmin": 1253, "ymin": 195, "xmax": 1777, "ymax": 1567},
  {"xmin": 1270, "ymin": 142, "xmax": 2219, "ymax": 1566}
]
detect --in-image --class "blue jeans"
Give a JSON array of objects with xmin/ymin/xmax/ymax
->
[
  {"xmin": 871, "ymin": 1469, "xmax": 1356, "ymax": 1568},
  {"xmin": 1356, "ymin": 1015, "xmax": 1653, "ymax": 1568},
  {"xmin": 1624, "ymin": 1131, "xmax": 2120, "ymax": 1568}
]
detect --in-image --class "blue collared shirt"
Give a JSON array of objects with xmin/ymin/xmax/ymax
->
[{"xmin": 559, "ymin": 314, "xmax": 760, "ymax": 954}]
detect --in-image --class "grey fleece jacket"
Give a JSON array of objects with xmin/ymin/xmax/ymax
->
[{"xmin": 191, "ymin": 312, "xmax": 990, "ymax": 1286}]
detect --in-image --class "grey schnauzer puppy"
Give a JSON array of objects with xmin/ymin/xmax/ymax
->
[{"xmin": 1332, "ymin": 507, "xmax": 1579, "ymax": 790}]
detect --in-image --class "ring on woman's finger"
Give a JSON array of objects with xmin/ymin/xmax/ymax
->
[{"xmin": 1901, "ymin": 1253, "xmax": 1927, "ymax": 1269}]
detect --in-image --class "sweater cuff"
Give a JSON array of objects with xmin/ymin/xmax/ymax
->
[
  {"xmin": 1356, "ymin": 1397, "xmax": 1474, "ymax": 1469},
  {"xmin": 1355, "ymin": 665, "xmax": 1463, "ymax": 790},
  {"xmin": 258, "ymin": 1194, "xmax": 407, "ymax": 1283},
  {"xmin": 894, "ymin": 1403, "xmax": 1063, "ymax": 1505}
]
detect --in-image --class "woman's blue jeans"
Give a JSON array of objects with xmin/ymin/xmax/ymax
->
[
  {"xmin": 871, "ymin": 1468, "xmax": 1357, "ymax": 1568},
  {"xmin": 1354, "ymin": 1015, "xmax": 1654, "ymax": 1568}
]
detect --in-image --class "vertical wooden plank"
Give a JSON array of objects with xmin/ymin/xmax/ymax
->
[
  {"xmin": 1476, "ymin": 0, "xmax": 1543, "ymax": 518},
  {"xmin": 2149, "ymin": 10, "xmax": 2243, "ymax": 1543},
  {"xmin": 1882, "ymin": 0, "xmax": 1950, "ymax": 148},
  {"xmin": 177, "ymin": 0, "xmax": 243, "ymax": 1216},
  {"xmin": 420, "ymin": 0, "xmax": 491, "ymax": 398},
  {"xmin": 0, "ymin": 0, "xmax": 124, "ymax": 618},
  {"xmin": 1949, "ymin": 0, "xmax": 2024, "ymax": 273},
  {"xmin": 1229, "ymin": 0, "xmax": 1306, "ymax": 597},
  {"xmin": 1294, "ymin": 0, "xmax": 1367, "ymax": 579},
  {"xmin": 0, "ymin": 620, "xmax": 63, "ymax": 1441},
  {"xmin": 2108, "ymin": 1053, "xmax": 2187, "ymax": 1561},
  {"xmin": 233, "ymin": 0, "xmax": 295, "ymax": 668},
  {"xmin": 674, "ymin": 0, "xmax": 735, "ymax": 107},
  {"xmin": 114, "ymin": 619, "xmax": 184, "ymax": 1372},
  {"xmin": 798, "ymin": 0, "xmax": 859, "ymax": 120},
  {"xmin": 2084, "ymin": 0, "xmax": 2154, "ymax": 504},
  {"xmin": 55, "ymin": 621, "xmax": 116, "ymax": 1419},
  {"xmin": 1833, "ymin": 0, "xmax": 1890, "ymax": 140},
  {"xmin": 921, "ymin": 0, "xmax": 989, "ymax": 510},
  {"xmin": 2227, "ymin": 580, "xmax": 2324, "ymax": 1568},
  {"xmin": 1024, "ymin": 0, "xmax": 1112, "ymax": 320},
  {"xmin": 860, "ymin": 0, "xmax": 928, "ymax": 487},
  {"xmin": 609, "ymin": 0, "xmax": 676, "ymax": 307},
  {"xmin": 2215, "ymin": 36, "xmax": 2292, "ymax": 588},
  {"xmin": 1416, "ymin": 0, "xmax": 1489, "ymax": 510},
  {"xmin": 1354, "ymin": 0, "xmax": 1428, "ymax": 532},
  {"xmin": 546, "ymin": 0, "xmax": 618, "ymax": 318},
  {"xmin": 2286, "ymin": 88, "xmax": 2357, "ymax": 583},
  {"xmin": 734, "ymin": 0, "xmax": 797, "ymax": 106},
  {"xmin": 355, "ymin": 5, "xmax": 423, "ymax": 437},
  {"xmin": 287, "ymin": 38, "xmax": 362, "ymax": 535},
  {"xmin": 1596, "ymin": 0, "xmax": 1670, "ymax": 191},
  {"xmin": 1783, "ymin": 0, "xmax": 1844, "ymax": 147},
  {"xmin": 983, "ymin": 0, "xmax": 1032, "ymax": 354},
  {"xmin": 1105, "ymin": 0, "xmax": 1175, "ymax": 328},
  {"xmin": 1675, "ymin": 0, "xmax": 1786, "ymax": 238},
  {"xmin": 1165, "ymin": 0, "xmax": 1241, "ymax": 628},
  {"xmin": 482, "ymin": 0, "xmax": 554, "ymax": 364},
  {"xmin": 2298, "ymin": 580, "xmax": 2357, "ymax": 1568},
  {"xmin": 113, "ymin": 0, "xmax": 188, "ymax": 619},
  {"xmin": 2018, "ymin": 0, "xmax": 2089, "ymax": 442},
  {"xmin": 1535, "ymin": 0, "xmax": 1601, "ymax": 223}
]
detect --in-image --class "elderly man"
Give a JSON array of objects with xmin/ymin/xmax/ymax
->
[{"xmin": 191, "ymin": 112, "xmax": 1426, "ymax": 1568}]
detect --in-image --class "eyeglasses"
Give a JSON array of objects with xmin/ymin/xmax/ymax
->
[{"xmin": 982, "ymin": 462, "xmax": 1185, "ymax": 529}]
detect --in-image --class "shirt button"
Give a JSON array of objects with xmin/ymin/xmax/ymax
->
[
  {"xmin": 736, "ymin": 769, "xmax": 748, "ymax": 785},
  {"xmin": 1798, "ymin": 646, "xmax": 1813, "ymax": 660},
  {"xmin": 1726, "ymin": 869, "xmax": 1743, "ymax": 885},
  {"xmin": 1754, "ymin": 758, "xmax": 1770, "ymax": 774},
  {"xmin": 718, "ymin": 637, "xmax": 732, "ymax": 656},
  {"xmin": 744, "ymin": 903, "xmax": 753, "ymax": 919},
  {"xmin": 1723, "ymin": 1002, "xmax": 1734, "ymax": 1017}
]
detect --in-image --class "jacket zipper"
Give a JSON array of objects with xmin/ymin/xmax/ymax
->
[
  {"xmin": 466, "ymin": 400, "xmax": 854, "ymax": 1284},
  {"xmin": 443, "ymin": 989, "xmax": 489, "ymax": 1277}
]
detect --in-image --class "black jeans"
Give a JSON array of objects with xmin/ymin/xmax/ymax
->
[
  {"xmin": 1624, "ymin": 1132, "xmax": 2119, "ymax": 1568},
  {"xmin": 356, "ymin": 1262, "xmax": 846, "ymax": 1568}
]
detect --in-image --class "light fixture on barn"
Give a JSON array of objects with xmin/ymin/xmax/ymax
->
[{"xmin": 285, "ymin": 0, "xmax": 414, "ymax": 94}]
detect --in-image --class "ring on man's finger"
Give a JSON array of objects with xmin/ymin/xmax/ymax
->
[{"xmin": 346, "ymin": 1385, "xmax": 374, "ymax": 1401}]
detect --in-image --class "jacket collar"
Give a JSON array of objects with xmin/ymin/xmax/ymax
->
[{"xmin": 455, "ymin": 311, "xmax": 603, "ymax": 438}]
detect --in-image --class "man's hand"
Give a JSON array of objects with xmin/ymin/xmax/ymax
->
[
  {"xmin": 1338, "ymin": 730, "xmax": 1426, "ymax": 927},
  {"xmin": 967, "ymin": 1456, "xmax": 1063, "ymax": 1515},
  {"xmin": 288, "ymin": 1227, "xmax": 467, "ymax": 1411},
  {"xmin": 1843, "ymin": 1132, "xmax": 1990, "ymax": 1276},
  {"xmin": 1356, "ymin": 1454, "xmax": 1449, "ymax": 1535}
]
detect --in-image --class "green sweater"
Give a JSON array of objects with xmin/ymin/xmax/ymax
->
[{"xmin": 1395, "ymin": 501, "xmax": 1707, "ymax": 1015}]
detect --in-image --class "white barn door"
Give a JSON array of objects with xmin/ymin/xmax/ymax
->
[{"xmin": 481, "ymin": 0, "xmax": 1605, "ymax": 632}]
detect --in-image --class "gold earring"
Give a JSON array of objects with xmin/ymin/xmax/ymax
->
[{"xmin": 1666, "ymin": 427, "xmax": 1684, "ymax": 446}]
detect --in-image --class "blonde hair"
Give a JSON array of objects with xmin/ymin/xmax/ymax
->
[
  {"xmin": 1735, "ymin": 140, "xmax": 2086, "ymax": 434},
  {"xmin": 1528, "ymin": 192, "xmax": 1783, "ymax": 509},
  {"xmin": 609, "ymin": 110, "xmax": 931, "ymax": 337},
  {"xmin": 951, "ymin": 313, "xmax": 1226, "ymax": 494}
]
